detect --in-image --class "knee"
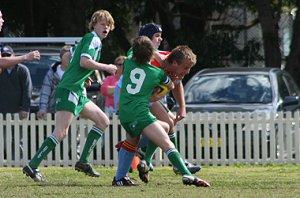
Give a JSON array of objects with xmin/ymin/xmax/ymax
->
[
  {"xmin": 53, "ymin": 130, "xmax": 67, "ymax": 141},
  {"xmin": 161, "ymin": 140, "xmax": 175, "ymax": 151},
  {"xmin": 167, "ymin": 119, "xmax": 174, "ymax": 131},
  {"xmin": 165, "ymin": 124, "xmax": 170, "ymax": 133},
  {"xmin": 95, "ymin": 116, "xmax": 110, "ymax": 131}
]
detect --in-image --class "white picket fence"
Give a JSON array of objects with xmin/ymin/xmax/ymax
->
[{"xmin": 0, "ymin": 111, "xmax": 300, "ymax": 167}]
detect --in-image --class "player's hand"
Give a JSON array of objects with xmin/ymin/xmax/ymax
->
[
  {"xmin": 84, "ymin": 77, "xmax": 93, "ymax": 87},
  {"xmin": 24, "ymin": 50, "xmax": 40, "ymax": 61},
  {"xmin": 149, "ymin": 87, "xmax": 165, "ymax": 102},
  {"xmin": 173, "ymin": 107, "xmax": 186, "ymax": 125},
  {"xmin": 106, "ymin": 64, "xmax": 117, "ymax": 75}
]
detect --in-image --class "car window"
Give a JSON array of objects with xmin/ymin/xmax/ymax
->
[
  {"xmin": 277, "ymin": 72, "xmax": 300, "ymax": 99},
  {"xmin": 282, "ymin": 73, "xmax": 300, "ymax": 96},
  {"xmin": 185, "ymin": 74, "xmax": 272, "ymax": 104},
  {"xmin": 23, "ymin": 55, "xmax": 60, "ymax": 88}
]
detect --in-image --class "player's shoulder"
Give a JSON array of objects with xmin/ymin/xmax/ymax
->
[
  {"xmin": 82, "ymin": 32, "xmax": 101, "ymax": 44},
  {"xmin": 158, "ymin": 50, "xmax": 170, "ymax": 55}
]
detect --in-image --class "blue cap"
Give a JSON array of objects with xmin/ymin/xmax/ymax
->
[{"xmin": 139, "ymin": 23, "xmax": 162, "ymax": 39}]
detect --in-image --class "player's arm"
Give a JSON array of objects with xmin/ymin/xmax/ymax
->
[
  {"xmin": 150, "ymin": 77, "xmax": 174, "ymax": 102},
  {"xmin": 153, "ymin": 51, "xmax": 167, "ymax": 66},
  {"xmin": 172, "ymin": 81, "xmax": 186, "ymax": 123},
  {"xmin": 80, "ymin": 56, "xmax": 117, "ymax": 75},
  {"xmin": 0, "ymin": 50, "xmax": 40, "ymax": 68}
]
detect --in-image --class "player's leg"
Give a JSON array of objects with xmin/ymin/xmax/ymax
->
[
  {"xmin": 143, "ymin": 121, "xmax": 189, "ymax": 174},
  {"xmin": 141, "ymin": 101, "xmax": 174, "ymax": 164},
  {"xmin": 75, "ymin": 100, "xmax": 109, "ymax": 177},
  {"xmin": 150, "ymin": 101, "xmax": 201, "ymax": 174},
  {"xmin": 143, "ymin": 121, "xmax": 210, "ymax": 187},
  {"xmin": 113, "ymin": 135, "xmax": 139, "ymax": 186},
  {"xmin": 143, "ymin": 120, "xmax": 169, "ymax": 167},
  {"xmin": 23, "ymin": 111, "xmax": 73, "ymax": 182}
]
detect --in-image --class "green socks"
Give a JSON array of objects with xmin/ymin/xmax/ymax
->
[
  {"xmin": 144, "ymin": 140, "xmax": 158, "ymax": 166},
  {"xmin": 144, "ymin": 132, "xmax": 178, "ymax": 166},
  {"xmin": 29, "ymin": 135, "xmax": 59, "ymax": 169},
  {"xmin": 169, "ymin": 133, "xmax": 178, "ymax": 149},
  {"xmin": 166, "ymin": 148, "xmax": 191, "ymax": 176},
  {"xmin": 79, "ymin": 126, "xmax": 103, "ymax": 163}
]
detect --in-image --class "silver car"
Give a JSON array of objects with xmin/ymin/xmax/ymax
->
[{"xmin": 181, "ymin": 67, "xmax": 300, "ymax": 159}]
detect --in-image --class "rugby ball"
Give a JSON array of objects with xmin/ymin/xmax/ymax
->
[{"xmin": 156, "ymin": 84, "xmax": 169, "ymax": 97}]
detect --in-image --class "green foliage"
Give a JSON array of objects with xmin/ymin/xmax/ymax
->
[
  {"xmin": 0, "ymin": 0, "xmax": 297, "ymax": 78},
  {"xmin": 0, "ymin": 165, "xmax": 300, "ymax": 198}
]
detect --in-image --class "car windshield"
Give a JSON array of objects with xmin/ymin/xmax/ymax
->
[
  {"xmin": 185, "ymin": 74, "xmax": 273, "ymax": 104},
  {"xmin": 23, "ymin": 55, "xmax": 60, "ymax": 88}
]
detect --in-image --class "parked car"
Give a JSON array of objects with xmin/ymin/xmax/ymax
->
[
  {"xmin": 184, "ymin": 67, "xmax": 300, "ymax": 113},
  {"xmin": 180, "ymin": 67, "xmax": 300, "ymax": 158}
]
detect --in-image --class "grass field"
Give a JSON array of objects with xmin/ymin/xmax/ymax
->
[{"xmin": 0, "ymin": 164, "xmax": 300, "ymax": 198}]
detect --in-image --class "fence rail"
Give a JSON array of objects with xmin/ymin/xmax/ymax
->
[{"xmin": 1, "ymin": 111, "xmax": 300, "ymax": 167}]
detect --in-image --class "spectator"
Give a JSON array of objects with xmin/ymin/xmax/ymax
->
[
  {"xmin": 0, "ymin": 45, "xmax": 33, "ymax": 160},
  {"xmin": 37, "ymin": 45, "xmax": 71, "ymax": 119},
  {"xmin": 100, "ymin": 55, "xmax": 125, "ymax": 117},
  {"xmin": 0, "ymin": 45, "xmax": 32, "ymax": 119}
]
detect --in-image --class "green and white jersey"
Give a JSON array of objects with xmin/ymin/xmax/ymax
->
[
  {"xmin": 58, "ymin": 31, "xmax": 102, "ymax": 95},
  {"xmin": 119, "ymin": 58, "xmax": 169, "ymax": 123},
  {"xmin": 126, "ymin": 48, "xmax": 133, "ymax": 59}
]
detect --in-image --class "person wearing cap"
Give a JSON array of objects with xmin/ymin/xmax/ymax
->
[
  {"xmin": 0, "ymin": 10, "xmax": 41, "ymax": 69},
  {"xmin": 113, "ymin": 23, "xmax": 201, "ymax": 186},
  {"xmin": 0, "ymin": 45, "xmax": 34, "ymax": 162},
  {"xmin": 0, "ymin": 45, "xmax": 33, "ymax": 119}
]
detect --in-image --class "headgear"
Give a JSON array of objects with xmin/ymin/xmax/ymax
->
[{"xmin": 139, "ymin": 23, "xmax": 162, "ymax": 39}]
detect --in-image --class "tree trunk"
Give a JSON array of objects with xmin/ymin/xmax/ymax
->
[
  {"xmin": 286, "ymin": 0, "xmax": 300, "ymax": 86},
  {"xmin": 254, "ymin": 0, "xmax": 281, "ymax": 68}
]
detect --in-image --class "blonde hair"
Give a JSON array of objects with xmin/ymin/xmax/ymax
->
[
  {"xmin": 167, "ymin": 45, "xmax": 197, "ymax": 66},
  {"xmin": 88, "ymin": 10, "xmax": 115, "ymax": 31},
  {"xmin": 59, "ymin": 45, "xmax": 71, "ymax": 59}
]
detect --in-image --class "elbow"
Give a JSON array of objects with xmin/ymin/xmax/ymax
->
[{"xmin": 79, "ymin": 59, "xmax": 87, "ymax": 68}]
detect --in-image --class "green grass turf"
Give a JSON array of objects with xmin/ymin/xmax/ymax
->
[{"xmin": 0, "ymin": 164, "xmax": 299, "ymax": 198}]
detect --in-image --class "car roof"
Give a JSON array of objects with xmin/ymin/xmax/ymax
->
[
  {"xmin": 12, "ymin": 46, "xmax": 62, "ymax": 56},
  {"xmin": 196, "ymin": 67, "xmax": 284, "ymax": 76},
  {"xmin": 1, "ymin": 37, "xmax": 80, "ymax": 56}
]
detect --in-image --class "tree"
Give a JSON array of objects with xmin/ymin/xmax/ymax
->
[
  {"xmin": 254, "ymin": 0, "xmax": 281, "ymax": 68},
  {"xmin": 1, "ymin": 0, "xmax": 298, "ymax": 84},
  {"xmin": 286, "ymin": 0, "xmax": 300, "ymax": 86}
]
